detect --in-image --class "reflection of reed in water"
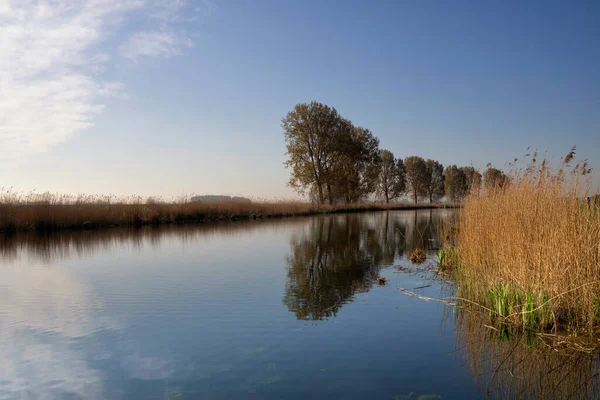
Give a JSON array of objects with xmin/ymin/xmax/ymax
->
[
  {"xmin": 454, "ymin": 306, "xmax": 600, "ymax": 399},
  {"xmin": 0, "ymin": 219, "xmax": 308, "ymax": 264}
]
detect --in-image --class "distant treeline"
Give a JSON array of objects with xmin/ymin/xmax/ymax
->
[
  {"xmin": 191, "ymin": 195, "xmax": 252, "ymax": 204},
  {"xmin": 283, "ymin": 101, "xmax": 508, "ymax": 205}
]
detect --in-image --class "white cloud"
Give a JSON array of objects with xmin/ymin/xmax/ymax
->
[{"xmin": 0, "ymin": 0, "xmax": 202, "ymax": 164}]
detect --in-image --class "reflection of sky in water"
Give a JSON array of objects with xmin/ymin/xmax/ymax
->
[
  {"xmin": 5, "ymin": 210, "xmax": 591, "ymax": 399},
  {"xmin": 1, "ymin": 220, "xmax": 313, "ymax": 398},
  {"xmin": 0, "ymin": 266, "xmax": 111, "ymax": 399}
]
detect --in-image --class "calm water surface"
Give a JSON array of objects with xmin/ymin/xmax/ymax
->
[{"xmin": 1, "ymin": 210, "xmax": 598, "ymax": 399}]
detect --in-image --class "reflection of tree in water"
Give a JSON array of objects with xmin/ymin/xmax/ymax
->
[
  {"xmin": 283, "ymin": 210, "xmax": 453, "ymax": 320},
  {"xmin": 283, "ymin": 215, "xmax": 382, "ymax": 320},
  {"xmin": 403, "ymin": 209, "xmax": 444, "ymax": 253},
  {"xmin": 454, "ymin": 307, "xmax": 600, "ymax": 399},
  {"xmin": 372, "ymin": 212, "xmax": 406, "ymax": 265}
]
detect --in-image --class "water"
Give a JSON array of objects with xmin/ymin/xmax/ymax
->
[{"xmin": 0, "ymin": 209, "xmax": 598, "ymax": 399}]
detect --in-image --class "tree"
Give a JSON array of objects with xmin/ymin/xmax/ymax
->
[
  {"xmin": 396, "ymin": 157, "xmax": 407, "ymax": 196},
  {"xmin": 444, "ymin": 165, "xmax": 468, "ymax": 202},
  {"xmin": 471, "ymin": 172, "xmax": 483, "ymax": 195},
  {"xmin": 283, "ymin": 102, "xmax": 383, "ymax": 205},
  {"xmin": 376, "ymin": 149, "xmax": 406, "ymax": 203},
  {"xmin": 424, "ymin": 159, "xmax": 445, "ymax": 203},
  {"xmin": 484, "ymin": 166, "xmax": 507, "ymax": 189},
  {"xmin": 460, "ymin": 166, "xmax": 483, "ymax": 195},
  {"xmin": 332, "ymin": 126, "xmax": 380, "ymax": 203},
  {"xmin": 282, "ymin": 102, "xmax": 348, "ymax": 205},
  {"xmin": 404, "ymin": 156, "xmax": 428, "ymax": 204}
]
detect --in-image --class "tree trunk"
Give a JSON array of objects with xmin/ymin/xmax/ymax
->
[
  {"xmin": 327, "ymin": 183, "xmax": 333, "ymax": 205},
  {"xmin": 414, "ymin": 191, "xmax": 418, "ymax": 204},
  {"xmin": 318, "ymin": 185, "xmax": 324, "ymax": 205}
]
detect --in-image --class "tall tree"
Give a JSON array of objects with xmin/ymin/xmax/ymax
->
[
  {"xmin": 484, "ymin": 166, "xmax": 507, "ymax": 189},
  {"xmin": 332, "ymin": 126, "xmax": 380, "ymax": 203},
  {"xmin": 444, "ymin": 165, "xmax": 468, "ymax": 202},
  {"xmin": 471, "ymin": 172, "xmax": 483, "ymax": 195},
  {"xmin": 282, "ymin": 102, "xmax": 347, "ymax": 204},
  {"xmin": 460, "ymin": 166, "xmax": 483, "ymax": 195},
  {"xmin": 425, "ymin": 159, "xmax": 445, "ymax": 203},
  {"xmin": 376, "ymin": 149, "xmax": 405, "ymax": 203},
  {"xmin": 396, "ymin": 157, "xmax": 407, "ymax": 196},
  {"xmin": 404, "ymin": 156, "xmax": 428, "ymax": 204}
]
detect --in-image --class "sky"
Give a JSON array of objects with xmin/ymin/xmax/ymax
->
[{"xmin": 1, "ymin": 0, "xmax": 599, "ymax": 200}]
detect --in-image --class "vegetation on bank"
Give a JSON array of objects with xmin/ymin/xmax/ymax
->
[
  {"xmin": 438, "ymin": 149, "xmax": 600, "ymax": 334},
  {"xmin": 0, "ymin": 190, "xmax": 457, "ymax": 233},
  {"xmin": 282, "ymin": 101, "xmax": 485, "ymax": 205}
]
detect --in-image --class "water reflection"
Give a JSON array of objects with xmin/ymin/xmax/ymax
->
[
  {"xmin": 0, "ymin": 258, "xmax": 116, "ymax": 399},
  {"xmin": 283, "ymin": 215, "xmax": 382, "ymax": 320},
  {"xmin": 283, "ymin": 210, "xmax": 452, "ymax": 320},
  {"xmin": 0, "ymin": 220, "xmax": 306, "ymax": 399},
  {"xmin": 1, "ymin": 209, "xmax": 480, "ymax": 399},
  {"xmin": 0, "ymin": 219, "xmax": 307, "ymax": 264},
  {"xmin": 454, "ymin": 307, "xmax": 600, "ymax": 399}
]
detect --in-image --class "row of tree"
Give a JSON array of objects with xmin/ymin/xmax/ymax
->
[{"xmin": 282, "ymin": 101, "xmax": 507, "ymax": 205}]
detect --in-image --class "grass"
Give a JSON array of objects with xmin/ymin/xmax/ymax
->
[
  {"xmin": 446, "ymin": 150, "xmax": 600, "ymax": 333},
  {"xmin": 435, "ymin": 245, "xmax": 461, "ymax": 274},
  {"xmin": 486, "ymin": 284, "xmax": 552, "ymax": 328},
  {"xmin": 0, "ymin": 189, "xmax": 458, "ymax": 233}
]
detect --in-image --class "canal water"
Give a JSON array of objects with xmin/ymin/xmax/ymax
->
[{"xmin": 0, "ymin": 209, "xmax": 597, "ymax": 399}]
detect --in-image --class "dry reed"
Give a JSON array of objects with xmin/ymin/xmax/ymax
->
[
  {"xmin": 409, "ymin": 248, "xmax": 427, "ymax": 264},
  {"xmin": 453, "ymin": 149, "xmax": 600, "ymax": 332},
  {"xmin": 0, "ymin": 189, "xmax": 457, "ymax": 233}
]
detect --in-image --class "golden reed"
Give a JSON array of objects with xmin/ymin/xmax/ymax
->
[
  {"xmin": 0, "ymin": 190, "xmax": 454, "ymax": 232},
  {"xmin": 454, "ymin": 148, "xmax": 600, "ymax": 332}
]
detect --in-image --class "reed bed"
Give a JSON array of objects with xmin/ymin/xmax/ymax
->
[
  {"xmin": 0, "ymin": 189, "xmax": 456, "ymax": 233},
  {"xmin": 449, "ymin": 150, "xmax": 600, "ymax": 332}
]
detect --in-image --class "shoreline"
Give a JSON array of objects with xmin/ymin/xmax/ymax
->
[{"xmin": 0, "ymin": 202, "xmax": 459, "ymax": 234}]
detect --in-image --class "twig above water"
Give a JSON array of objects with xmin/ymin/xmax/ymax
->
[{"xmin": 397, "ymin": 287, "xmax": 457, "ymax": 306}]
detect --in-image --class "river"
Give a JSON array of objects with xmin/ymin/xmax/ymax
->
[{"xmin": 0, "ymin": 209, "xmax": 598, "ymax": 399}]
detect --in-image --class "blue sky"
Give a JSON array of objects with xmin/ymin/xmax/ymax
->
[{"xmin": 1, "ymin": 0, "xmax": 599, "ymax": 199}]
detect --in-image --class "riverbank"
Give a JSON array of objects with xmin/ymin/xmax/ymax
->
[
  {"xmin": 438, "ymin": 154, "xmax": 600, "ymax": 335},
  {"xmin": 0, "ymin": 195, "xmax": 458, "ymax": 233}
]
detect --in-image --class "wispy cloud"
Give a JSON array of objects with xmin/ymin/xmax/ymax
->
[
  {"xmin": 0, "ymin": 0, "xmax": 204, "ymax": 164},
  {"xmin": 120, "ymin": 30, "xmax": 193, "ymax": 62}
]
